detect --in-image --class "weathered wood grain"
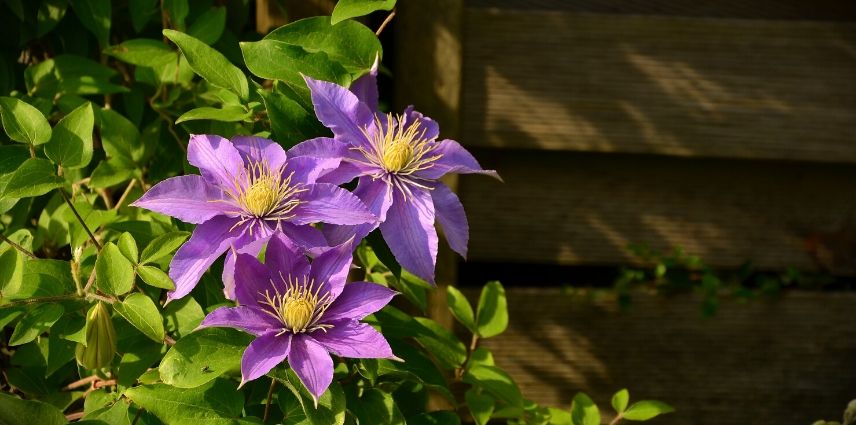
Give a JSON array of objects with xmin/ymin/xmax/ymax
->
[
  {"xmin": 459, "ymin": 150, "xmax": 856, "ymax": 274},
  {"xmin": 460, "ymin": 10, "xmax": 856, "ymax": 163},
  {"xmin": 470, "ymin": 288, "xmax": 856, "ymax": 424}
]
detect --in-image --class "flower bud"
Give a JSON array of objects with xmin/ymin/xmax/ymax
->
[{"xmin": 75, "ymin": 302, "xmax": 117, "ymax": 370}]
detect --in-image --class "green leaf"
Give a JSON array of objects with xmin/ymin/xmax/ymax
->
[
  {"xmin": 622, "ymin": 400, "xmax": 675, "ymax": 421},
  {"xmin": 26, "ymin": 55, "xmax": 127, "ymax": 97},
  {"xmin": 476, "ymin": 281, "xmax": 508, "ymax": 338},
  {"xmin": 412, "ymin": 317, "xmax": 467, "ymax": 370},
  {"xmin": 124, "ymin": 379, "xmax": 254, "ymax": 425},
  {"xmin": 407, "ymin": 411, "xmax": 461, "ymax": 425},
  {"xmin": 348, "ymin": 388, "xmax": 405, "ymax": 425},
  {"xmin": 114, "ymin": 293, "xmax": 164, "ymax": 343},
  {"xmin": 331, "ymin": 0, "xmax": 395, "ymax": 25},
  {"xmin": 0, "ymin": 97, "xmax": 52, "ymax": 145},
  {"xmin": 265, "ymin": 17, "xmax": 382, "ymax": 74},
  {"xmin": 136, "ymin": 265, "xmax": 175, "ymax": 290},
  {"xmin": 0, "ymin": 248, "xmax": 24, "ymax": 300},
  {"xmin": 95, "ymin": 242, "xmax": 136, "ymax": 296},
  {"xmin": 85, "ymin": 398, "xmax": 130, "ymax": 424},
  {"xmin": 117, "ymin": 232, "xmax": 138, "ymax": 263},
  {"xmin": 163, "ymin": 29, "xmax": 249, "ymax": 100},
  {"xmin": 188, "ymin": 6, "xmax": 226, "ymax": 45},
  {"xmin": 2, "ymin": 158, "xmax": 64, "ymax": 199},
  {"xmin": 612, "ymin": 388, "xmax": 629, "ymax": 414},
  {"xmin": 259, "ymin": 86, "xmax": 327, "ymax": 146},
  {"xmin": 465, "ymin": 389, "xmax": 494, "ymax": 425},
  {"xmin": 175, "ymin": 106, "xmax": 251, "ymax": 124},
  {"xmin": 69, "ymin": 0, "xmax": 111, "ymax": 46},
  {"xmin": 0, "ymin": 392, "xmax": 67, "ymax": 425},
  {"xmin": 163, "ymin": 296, "xmax": 204, "ymax": 338},
  {"xmin": 276, "ymin": 370, "xmax": 346, "ymax": 425},
  {"xmin": 89, "ymin": 159, "xmax": 134, "ymax": 189},
  {"xmin": 240, "ymin": 39, "xmax": 351, "ymax": 90},
  {"xmin": 139, "ymin": 231, "xmax": 189, "ymax": 264},
  {"xmin": 36, "ymin": 0, "xmax": 69, "ymax": 37},
  {"xmin": 104, "ymin": 39, "xmax": 175, "ymax": 68},
  {"xmin": 128, "ymin": 0, "xmax": 158, "ymax": 32},
  {"xmin": 44, "ymin": 102, "xmax": 95, "ymax": 169},
  {"xmin": 446, "ymin": 285, "xmax": 476, "ymax": 333},
  {"xmin": 162, "ymin": 0, "xmax": 189, "ymax": 31},
  {"xmin": 159, "ymin": 327, "xmax": 253, "ymax": 388},
  {"xmin": 99, "ymin": 108, "xmax": 143, "ymax": 164},
  {"xmin": 570, "ymin": 392, "xmax": 600, "ymax": 425},
  {"xmin": 462, "ymin": 365, "xmax": 523, "ymax": 408},
  {"xmin": 9, "ymin": 304, "xmax": 65, "ymax": 346}
]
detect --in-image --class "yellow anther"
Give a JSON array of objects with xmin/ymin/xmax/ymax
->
[
  {"xmin": 244, "ymin": 180, "xmax": 279, "ymax": 217},
  {"xmin": 282, "ymin": 297, "xmax": 314, "ymax": 332},
  {"xmin": 259, "ymin": 275, "xmax": 334, "ymax": 334},
  {"xmin": 382, "ymin": 140, "xmax": 413, "ymax": 172}
]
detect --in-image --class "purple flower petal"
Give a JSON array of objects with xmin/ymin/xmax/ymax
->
[
  {"xmin": 288, "ymin": 335, "xmax": 333, "ymax": 402},
  {"xmin": 323, "ymin": 177, "xmax": 392, "ymax": 245},
  {"xmin": 283, "ymin": 156, "xmax": 341, "ymax": 186},
  {"xmin": 187, "ymin": 134, "xmax": 245, "ymax": 187},
  {"xmin": 168, "ymin": 215, "xmax": 244, "ymax": 301},
  {"xmin": 232, "ymin": 136, "xmax": 287, "ymax": 170},
  {"xmin": 222, "ymin": 233, "xmax": 270, "ymax": 300},
  {"xmin": 241, "ymin": 331, "xmax": 292, "ymax": 384},
  {"xmin": 130, "ymin": 175, "xmax": 228, "ymax": 224},
  {"xmin": 379, "ymin": 187, "xmax": 438, "ymax": 284},
  {"xmin": 265, "ymin": 232, "xmax": 310, "ymax": 282},
  {"xmin": 304, "ymin": 76, "xmax": 374, "ymax": 142},
  {"xmin": 287, "ymin": 137, "xmax": 365, "ymax": 185},
  {"xmin": 324, "ymin": 282, "xmax": 397, "ymax": 322},
  {"xmin": 309, "ymin": 238, "xmax": 354, "ymax": 299},
  {"xmin": 402, "ymin": 106, "xmax": 439, "ymax": 142},
  {"xmin": 349, "ymin": 56, "xmax": 379, "ymax": 111},
  {"xmin": 233, "ymin": 252, "xmax": 276, "ymax": 307},
  {"xmin": 430, "ymin": 183, "xmax": 469, "ymax": 258},
  {"xmin": 198, "ymin": 306, "xmax": 279, "ymax": 336},
  {"xmin": 291, "ymin": 183, "xmax": 377, "ymax": 226},
  {"xmin": 415, "ymin": 139, "xmax": 500, "ymax": 181},
  {"xmin": 313, "ymin": 320, "xmax": 396, "ymax": 359},
  {"xmin": 279, "ymin": 223, "xmax": 329, "ymax": 253}
]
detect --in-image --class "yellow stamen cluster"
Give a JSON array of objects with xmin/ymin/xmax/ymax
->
[
  {"xmin": 357, "ymin": 114, "xmax": 442, "ymax": 176},
  {"xmin": 259, "ymin": 274, "xmax": 333, "ymax": 334},
  {"xmin": 217, "ymin": 161, "xmax": 307, "ymax": 231}
]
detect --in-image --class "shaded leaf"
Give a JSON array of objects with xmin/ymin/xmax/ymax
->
[
  {"xmin": 139, "ymin": 231, "xmax": 189, "ymax": 264},
  {"xmin": 175, "ymin": 106, "xmax": 251, "ymax": 124},
  {"xmin": 114, "ymin": 293, "xmax": 164, "ymax": 343},
  {"xmin": 44, "ymin": 102, "xmax": 94, "ymax": 169},
  {"xmin": 95, "ymin": 242, "xmax": 136, "ymax": 296},
  {"xmin": 0, "ymin": 97, "xmax": 52, "ymax": 145},
  {"xmin": 331, "ymin": 0, "xmax": 395, "ymax": 25},
  {"xmin": 446, "ymin": 285, "xmax": 476, "ymax": 333},
  {"xmin": 9, "ymin": 304, "xmax": 65, "ymax": 346},
  {"xmin": 163, "ymin": 29, "xmax": 249, "ymax": 100},
  {"xmin": 476, "ymin": 281, "xmax": 508, "ymax": 338},
  {"xmin": 0, "ymin": 392, "xmax": 67, "ymax": 425},
  {"xmin": 159, "ymin": 327, "xmax": 252, "ymax": 388},
  {"xmin": 124, "ymin": 379, "xmax": 254, "ymax": 424}
]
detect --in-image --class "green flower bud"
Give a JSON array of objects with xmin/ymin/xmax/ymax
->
[{"xmin": 75, "ymin": 302, "xmax": 117, "ymax": 369}]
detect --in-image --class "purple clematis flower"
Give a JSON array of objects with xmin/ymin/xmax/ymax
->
[
  {"xmin": 198, "ymin": 232, "xmax": 398, "ymax": 401},
  {"xmin": 291, "ymin": 64, "xmax": 500, "ymax": 284},
  {"xmin": 131, "ymin": 134, "xmax": 377, "ymax": 301}
]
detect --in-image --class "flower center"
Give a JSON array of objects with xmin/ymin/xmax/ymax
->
[
  {"xmin": 357, "ymin": 113, "xmax": 442, "ymax": 176},
  {"xmin": 259, "ymin": 275, "xmax": 333, "ymax": 334},
  {"xmin": 219, "ymin": 160, "xmax": 307, "ymax": 223}
]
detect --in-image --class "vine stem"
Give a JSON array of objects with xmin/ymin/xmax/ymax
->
[
  {"xmin": 609, "ymin": 415, "xmax": 624, "ymax": 425},
  {"xmin": 0, "ymin": 294, "xmax": 80, "ymax": 307},
  {"xmin": 376, "ymin": 9, "xmax": 396, "ymax": 36},
  {"xmin": 0, "ymin": 232, "xmax": 37, "ymax": 259},
  {"xmin": 263, "ymin": 378, "xmax": 277, "ymax": 424},
  {"xmin": 59, "ymin": 189, "xmax": 102, "ymax": 250},
  {"xmin": 114, "ymin": 179, "xmax": 138, "ymax": 211}
]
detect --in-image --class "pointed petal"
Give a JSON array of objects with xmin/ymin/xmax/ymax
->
[
  {"xmin": 324, "ymin": 282, "xmax": 397, "ymax": 321},
  {"xmin": 430, "ymin": 183, "xmax": 469, "ymax": 258},
  {"xmin": 402, "ymin": 106, "xmax": 439, "ymax": 141},
  {"xmin": 233, "ymin": 252, "xmax": 276, "ymax": 307},
  {"xmin": 313, "ymin": 320, "xmax": 396, "ymax": 359},
  {"xmin": 241, "ymin": 332, "xmax": 292, "ymax": 384},
  {"xmin": 187, "ymin": 134, "xmax": 245, "ymax": 186},
  {"xmin": 304, "ymin": 76, "xmax": 374, "ymax": 141},
  {"xmin": 130, "ymin": 175, "xmax": 228, "ymax": 224},
  {"xmin": 290, "ymin": 183, "xmax": 377, "ymax": 226},
  {"xmin": 231, "ymin": 136, "xmax": 287, "ymax": 169},
  {"xmin": 309, "ymin": 238, "xmax": 354, "ymax": 299},
  {"xmin": 168, "ymin": 216, "xmax": 244, "ymax": 300},
  {"xmin": 379, "ymin": 187, "xmax": 438, "ymax": 284},
  {"xmin": 324, "ymin": 177, "xmax": 392, "ymax": 245},
  {"xmin": 287, "ymin": 137, "xmax": 364, "ymax": 185},
  {"xmin": 349, "ymin": 56, "xmax": 379, "ymax": 111},
  {"xmin": 222, "ymin": 233, "xmax": 270, "ymax": 300},
  {"xmin": 283, "ymin": 156, "xmax": 341, "ymax": 185},
  {"xmin": 288, "ymin": 335, "xmax": 333, "ymax": 402},
  {"xmin": 415, "ymin": 139, "xmax": 500, "ymax": 181},
  {"xmin": 199, "ymin": 306, "xmax": 278, "ymax": 336},
  {"xmin": 265, "ymin": 232, "xmax": 311, "ymax": 281}
]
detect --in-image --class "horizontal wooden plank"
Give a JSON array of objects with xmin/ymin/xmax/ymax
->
[
  {"xmin": 465, "ymin": 0, "xmax": 856, "ymax": 21},
  {"xmin": 469, "ymin": 288, "xmax": 856, "ymax": 424},
  {"xmin": 460, "ymin": 11, "xmax": 856, "ymax": 163},
  {"xmin": 459, "ymin": 150, "xmax": 856, "ymax": 274}
]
